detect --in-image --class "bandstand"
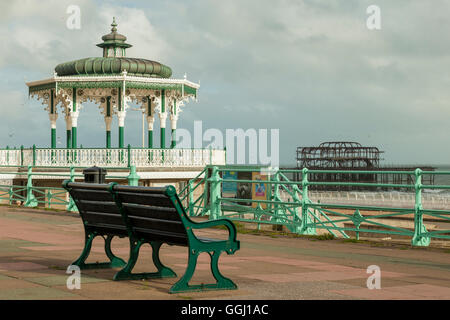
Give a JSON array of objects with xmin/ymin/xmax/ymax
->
[
  {"xmin": 0, "ymin": 18, "xmax": 225, "ymax": 202},
  {"xmin": 23, "ymin": 18, "xmax": 225, "ymax": 169}
]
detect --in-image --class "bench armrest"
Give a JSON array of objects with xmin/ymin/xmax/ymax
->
[{"xmin": 189, "ymin": 219, "xmax": 238, "ymax": 243}]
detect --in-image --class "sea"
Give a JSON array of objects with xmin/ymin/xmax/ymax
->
[{"xmin": 280, "ymin": 164, "xmax": 450, "ymax": 195}]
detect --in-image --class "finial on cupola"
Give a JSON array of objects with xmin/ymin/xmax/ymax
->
[{"xmin": 111, "ymin": 17, "xmax": 118, "ymax": 32}]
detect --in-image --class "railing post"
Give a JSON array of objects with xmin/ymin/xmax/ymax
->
[
  {"xmin": 300, "ymin": 168, "xmax": 316, "ymax": 235},
  {"xmin": 188, "ymin": 180, "xmax": 195, "ymax": 216},
  {"xmin": 66, "ymin": 166, "xmax": 78, "ymax": 212},
  {"xmin": 24, "ymin": 165, "xmax": 37, "ymax": 207},
  {"xmin": 20, "ymin": 145, "xmax": 24, "ymax": 166},
  {"xmin": 209, "ymin": 146, "xmax": 212, "ymax": 165},
  {"xmin": 292, "ymin": 182, "xmax": 303, "ymax": 234},
  {"xmin": 9, "ymin": 186, "xmax": 13, "ymax": 205},
  {"xmin": 6, "ymin": 145, "xmax": 9, "ymax": 164},
  {"xmin": 127, "ymin": 165, "xmax": 140, "ymax": 186},
  {"xmin": 209, "ymin": 166, "xmax": 222, "ymax": 220},
  {"xmin": 272, "ymin": 171, "xmax": 282, "ymax": 224},
  {"xmin": 127, "ymin": 144, "xmax": 131, "ymax": 168},
  {"xmin": 412, "ymin": 168, "xmax": 430, "ymax": 246},
  {"xmin": 32, "ymin": 144, "xmax": 36, "ymax": 167},
  {"xmin": 47, "ymin": 190, "xmax": 52, "ymax": 208}
]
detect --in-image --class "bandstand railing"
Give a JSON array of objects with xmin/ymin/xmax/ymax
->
[{"xmin": 0, "ymin": 146, "xmax": 226, "ymax": 168}]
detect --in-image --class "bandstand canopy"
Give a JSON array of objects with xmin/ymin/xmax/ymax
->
[{"xmin": 25, "ymin": 18, "xmax": 200, "ymax": 150}]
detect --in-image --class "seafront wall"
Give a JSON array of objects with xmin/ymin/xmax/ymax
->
[{"xmin": 280, "ymin": 190, "xmax": 450, "ymax": 210}]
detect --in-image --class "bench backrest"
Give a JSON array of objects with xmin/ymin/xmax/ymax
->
[
  {"xmin": 64, "ymin": 182, "xmax": 128, "ymax": 237},
  {"xmin": 112, "ymin": 185, "xmax": 189, "ymax": 246},
  {"xmin": 64, "ymin": 182, "xmax": 189, "ymax": 246}
]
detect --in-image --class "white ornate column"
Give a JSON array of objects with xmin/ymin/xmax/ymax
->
[
  {"xmin": 70, "ymin": 109, "xmax": 80, "ymax": 149},
  {"xmin": 158, "ymin": 90, "xmax": 167, "ymax": 149},
  {"xmin": 145, "ymin": 96, "xmax": 155, "ymax": 148},
  {"xmin": 117, "ymin": 109, "xmax": 126, "ymax": 148}
]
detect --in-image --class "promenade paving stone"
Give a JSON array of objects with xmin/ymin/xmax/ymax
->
[{"xmin": 0, "ymin": 205, "xmax": 449, "ymax": 300}]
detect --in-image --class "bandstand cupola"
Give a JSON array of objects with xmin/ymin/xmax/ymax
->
[{"xmin": 96, "ymin": 17, "xmax": 132, "ymax": 58}]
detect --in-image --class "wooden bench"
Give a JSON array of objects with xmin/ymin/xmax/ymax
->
[{"xmin": 62, "ymin": 181, "xmax": 240, "ymax": 293}]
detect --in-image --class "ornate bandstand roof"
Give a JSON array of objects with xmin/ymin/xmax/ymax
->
[{"xmin": 26, "ymin": 18, "xmax": 199, "ymax": 98}]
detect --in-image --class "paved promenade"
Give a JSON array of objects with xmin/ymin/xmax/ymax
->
[{"xmin": 0, "ymin": 205, "xmax": 449, "ymax": 300}]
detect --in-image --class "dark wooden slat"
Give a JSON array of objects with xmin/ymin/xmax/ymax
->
[
  {"xmin": 128, "ymin": 216, "xmax": 186, "ymax": 235},
  {"xmin": 70, "ymin": 189, "xmax": 113, "ymax": 202},
  {"xmin": 77, "ymin": 200, "xmax": 121, "ymax": 215},
  {"xmin": 134, "ymin": 227, "xmax": 188, "ymax": 246},
  {"xmin": 117, "ymin": 191, "xmax": 173, "ymax": 207},
  {"xmin": 122, "ymin": 203, "xmax": 179, "ymax": 220},
  {"xmin": 83, "ymin": 211, "xmax": 125, "ymax": 227}
]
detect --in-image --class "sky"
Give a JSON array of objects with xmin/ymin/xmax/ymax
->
[{"xmin": 0, "ymin": 0, "xmax": 449, "ymax": 166}]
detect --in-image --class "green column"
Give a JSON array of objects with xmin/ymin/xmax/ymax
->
[
  {"xmin": 119, "ymin": 127, "xmax": 124, "ymax": 148},
  {"xmin": 66, "ymin": 130, "xmax": 72, "ymax": 149},
  {"xmin": 51, "ymin": 128, "xmax": 56, "ymax": 149},
  {"xmin": 147, "ymin": 98, "xmax": 153, "ymax": 149},
  {"xmin": 106, "ymin": 97, "xmax": 112, "ymax": 149},
  {"xmin": 106, "ymin": 130, "xmax": 111, "ymax": 149},
  {"xmin": 171, "ymin": 99, "xmax": 177, "ymax": 149},
  {"xmin": 71, "ymin": 89, "xmax": 77, "ymax": 149},
  {"xmin": 118, "ymin": 89, "xmax": 125, "ymax": 148},
  {"xmin": 160, "ymin": 90, "xmax": 166, "ymax": 148},
  {"xmin": 171, "ymin": 129, "xmax": 176, "ymax": 148},
  {"xmin": 148, "ymin": 130, "xmax": 153, "ymax": 148},
  {"xmin": 72, "ymin": 127, "xmax": 77, "ymax": 149},
  {"xmin": 160, "ymin": 128, "xmax": 165, "ymax": 149},
  {"xmin": 50, "ymin": 89, "xmax": 56, "ymax": 149}
]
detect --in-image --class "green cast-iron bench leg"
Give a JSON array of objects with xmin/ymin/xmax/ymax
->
[
  {"xmin": 169, "ymin": 249, "xmax": 237, "ymax": 294},
  {"xmin": 71, "ymin": 233, "xmax": 126, "ymax": 270},
  {"xmin": 113, "ymin": 239, "xmax": 177, "ymax": 281}
]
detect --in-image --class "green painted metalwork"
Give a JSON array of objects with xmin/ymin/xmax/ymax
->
[
  {"xmin": 148, "ymin": 130, "xmax": 153, "ymax": 148},
  {"xmin": 20, "ymin": 145, "xmax": 24, "ymax": 166},
  {"xmin": 171, "ymin": 129, "xmax": 176, "ymax": 148},
  {"xmin": 51, "ymin": 128, "xmax": 56, "ymax": 149},
  {"xmin": 118, "ymin": 126, "xmax": 124, "ymax": 148},
  {"xmin": 70, "ymin": 232, "xmax": 126, "ymax": 270},
  {"xmin": 127, "ymin": 165, "xmax": 140, "ymax": 186},
  {"xmin": 160, "ymin": 127, "xmax": 165, "ymax": 149},
  {"xmin": 209, "ymin": 166, "xmax": 222, "ymax": 220},
  {"xmin": 412, "ymin": 169, "xmax": 430, "ymax": 246},
  {"xmin": 24, "ymin": 166, "xmax": 37, "ymax": 207},
  {"xmin": 55, "ymin": 57, "xmax": 172, "ymax": 78},
  {"xmin": 66, "ymin": 130, "xmax": 72, "ymax": 149},
  {"xmin": 72, "ymin": 127, "xmax": 77, "ymax": 149},
  {"xmin": 101, "ymin": 183, "xmax": 239, "ymax": 293},
  {"xmin": 32, "ymin": 145, "xmax": 36, "ymax": 166},
  {"xmin": 66, "ymin": 167, "xmax": 78, "ymax": 212},
  {"xmin": 106, "ymin": 130, "xmax": 111, "ymax": 148},
  {"xmin": 185, "ymin": 165, "xmax": 450, "ymax": 247}
]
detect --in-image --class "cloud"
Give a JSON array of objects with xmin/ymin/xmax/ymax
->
[{"xmin": 0, "ymin": 0, "xmax": 449, "ymax": 165}]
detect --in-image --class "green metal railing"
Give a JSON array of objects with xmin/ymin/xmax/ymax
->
[
  {"xmin": 0, "ymin": 165, "xmax": 142, "ymax": 212},
  {"xmin": 183, "ymin": 165, "xmax": 450, "ymax": 247}
]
